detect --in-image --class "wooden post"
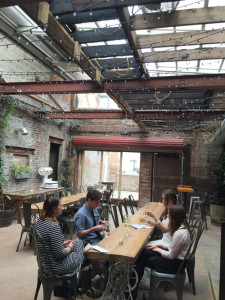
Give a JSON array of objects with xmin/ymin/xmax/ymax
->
[
  {"xmin": 74, "ymin": 41, "xmax": 81, "ymax": 61},
  {"xmin": 38, "ymin": 2, "xmax": 49, "ymax": 24}
]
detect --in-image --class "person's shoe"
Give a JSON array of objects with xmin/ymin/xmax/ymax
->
[{"xmin": 86, "ymin": 287, "xmax": 103, "ymax": 299}]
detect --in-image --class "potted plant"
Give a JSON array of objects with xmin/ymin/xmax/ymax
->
[
  {"xmin": 210, "ymin": 151, "xmax": 225, "ymax": 225},
  {"xmin": 11, "ymin": 162, "xmax": 33, "ymax": 179},
  {"xmin": 61, "ymin": 159, "xmax": 72, "ymax": 189},
  {"xmin": 0, "ymin": 100, "xmax": 16, "ymax": 227}
]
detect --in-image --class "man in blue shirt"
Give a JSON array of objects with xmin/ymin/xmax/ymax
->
[{"xmin": 75, "ymin": 189, "xmax": 108, "ymax": 245}]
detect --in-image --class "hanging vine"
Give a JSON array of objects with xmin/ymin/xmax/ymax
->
[{"xmin": 0, "ymin": 100, "xmax": 14, "ymax": 210}]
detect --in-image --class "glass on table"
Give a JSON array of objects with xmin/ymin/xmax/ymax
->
[{"xmin": 103, "ymin": 223, "xmax": 111, "ymax": 247}]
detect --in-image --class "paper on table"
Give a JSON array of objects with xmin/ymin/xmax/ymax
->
[
  {"xmin": 131, "ymin": 223, "xmax": 151, "ymax": 229},
  {"xmin": 91, "ymin": 245, "xmax": 109, "ymax": 253}
]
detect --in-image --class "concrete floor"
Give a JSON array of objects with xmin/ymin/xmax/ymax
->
[{"xmin": 0, "ymin": 216, "xmax": 219, "ymax": 300}]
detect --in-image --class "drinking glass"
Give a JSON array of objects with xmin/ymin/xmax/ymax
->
[
  {"xmin": 104, "ymin": 223, "xmax": 110, "ymax": 247},
  {"xmin": 123, "ymin": 215, "xmax": 129, "ymax": 232}
]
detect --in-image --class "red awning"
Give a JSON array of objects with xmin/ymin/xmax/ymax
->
[{"xmin": 72, "ymin": 136, "xmax": 183, "ymax": 151}]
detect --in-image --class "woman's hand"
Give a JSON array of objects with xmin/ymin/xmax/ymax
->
[
  {"xmin": 63, "ymin": 240, "xmax": 74, "ymax": 247},
  {"xmin": 140, "ymin": 217, "xmax": 148, "ymax": 223},
  {"xmin": 146, "ymin": 244, "xmax": 157, "ymax": 250},
  {"xmin": 152, "ymin": 247, "xmax": 162, "ymax": 254},
  {"xmin": 68, "ymin": 241, "xmax": 74, "ymax": 248},
  {"xmin": 146, "ymin": 211, "xmax": 156, "ymax": 220}
]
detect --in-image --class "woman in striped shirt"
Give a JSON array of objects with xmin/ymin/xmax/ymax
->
[{"xmin": 34, "ymin": 197, "xmax": 84, "ymax": 276}]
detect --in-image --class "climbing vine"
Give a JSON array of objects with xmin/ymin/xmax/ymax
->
[{"xmin": 0, "ymin": 100, "xmax": 14, "ymax": 209}]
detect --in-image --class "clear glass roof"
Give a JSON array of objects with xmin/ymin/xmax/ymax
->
[{"xmin": 75, "ymin": 0, "xmax": 225, "ymax": 77}]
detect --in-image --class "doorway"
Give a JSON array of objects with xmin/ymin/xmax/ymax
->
[
  {"xmin": 49, "ymin": 142, "xmax": 60, "ymax": 181},
  {"xmin": 152, "ymin": 153, "xmax": 181, "ymax": 202}
]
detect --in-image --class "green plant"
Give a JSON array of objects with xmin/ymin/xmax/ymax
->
[
  {"xmin": 11, "ymin": 163, "xmax": 33, "ymax": 177},
  {"xmin": 61, "ymin": 159, "xmax": 72, "ymax": 189},
  {"xmin": 0, "ymin": 101, "xmax": 14, "ymax": 210},
  {"xmin": 210, "ymin": 151, "xmax": 225, "ymax": 205}
]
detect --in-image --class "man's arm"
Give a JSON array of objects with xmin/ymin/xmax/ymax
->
[{"xmin": 77, "ymin": 224, "xmax": 106, "ymax": 238}]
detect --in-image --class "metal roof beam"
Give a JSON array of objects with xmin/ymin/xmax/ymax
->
[{"xmin": 2, "ymin": 75, "xmax": 225, "ymax": 94}]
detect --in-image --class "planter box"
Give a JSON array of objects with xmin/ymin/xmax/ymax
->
[
  {"xmin": 0, "ymin": 207, "xmax": 16, "ymax": 227},
  {"xmin": 210, "ymin": 204, "xmax": 225, "ymax": 225},
  {"xmin": 13, "ymin": 173, "xmax": 32, "ymax": 179}
]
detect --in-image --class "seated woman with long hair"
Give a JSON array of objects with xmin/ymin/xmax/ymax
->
[
  {"xmin": 34, "ymin": 197, "xmax": 84, "ymax": 276},
  {"xmin": 132, "ymin": 205, "xmax": 191, "ymax": 300},
  {"xmin": 142, "ymin": 189, "xmax": 177, "ymax": 246}
]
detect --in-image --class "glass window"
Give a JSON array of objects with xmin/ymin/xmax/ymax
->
[
  {"xmin": 79, "ymin": 150, "xmax": 140, "ymax": 201},
  {"xmin": 102, "ymin": 152, "xmax": 120, "ymax": 198},
  {"xmin": 82, "ymin": 151, "xmax": 101, "ymax": 190},
  {"xmin": 121, "ymin": 152, "xmax": 140, "ymax": 200}
]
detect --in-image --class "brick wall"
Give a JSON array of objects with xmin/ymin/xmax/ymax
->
[
  {"xmin": 1, "ymin": 104, "xmax": 70, "ymax": 193},
  {"xmin": 139, "ymin": 153, "xmax": 153, "ymax": 206}
]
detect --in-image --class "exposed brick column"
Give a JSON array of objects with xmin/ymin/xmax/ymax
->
[{"xmin": 139, "ymin": 153, "xmax": 153, "ymax": 207}]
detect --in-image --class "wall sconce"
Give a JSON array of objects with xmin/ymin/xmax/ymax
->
[{"xmin": 15, "ymin": 127, "xmax": 28, "ymax": 135}]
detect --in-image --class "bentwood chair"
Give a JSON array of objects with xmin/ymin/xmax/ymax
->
[
  {"xmin": 149, "ymin": 231, "xmax": 196, "ymax": 300},
  {"xmin": 186, "ymin": 219, "xmax": 205, "ymax": 295},
  {"xmin": 128, "ymin": 194, "xmax": 138, "ymax": 213},
  {"xmin": 31, "ymin": 225, "xmax": 77, "ymax": 300},
  {"xmin": 101, "ymin": 208, "xmax": 119, "ymax": 228},
  {"xmin": 16, "ymin": 202, "xmax": 40, "ymax": 252},
  {"xmin": 58, "ymin": 198, "xmax": 85, "ymax": 239}
]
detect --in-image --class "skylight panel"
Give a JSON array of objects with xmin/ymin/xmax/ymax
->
[
  {"xmin": 107, "ymin": 40, "xmax": 126, "ymax": 45},
  {"xmin": 84, "ymin": 42, "xmax": 105, "ymax": 47},
  {"xmin": 176, "ymin": 45, "xmax": 200, "ymax": 50},
  {"xmin": 175, "ymin": 25, "xmax": 202, "ymax": 31},
  {"xmin": 199, "ymin": 59, "xmax": 223, "ymax": 72},
  {"xmin": 208, "ymin": 0, "xmax": 225, "ymax": 7},
  {"xmin": 147, "ymin": 28, "xmax": 174, "ymax": 34},
  {"xmin": 177, "ymin": 0, "xmax": 204, "ymax": 10},
  {"xmin": 178, "ymin": 60, "xmax": 198, "ymax": 68},
  {"xmin": 205, "ymin": 23, "xmax": 225, "ymax": 30},
  {"xmin": 157, "ymin": 62, "xmax": 176, "ymax": 69},
  {"xmin": 177, "ymin": 60, "xmax": 198, "ymax": 72},
  {"xmin": 153, "ymin": 47, "xmax": 175, "ymax": 52},
  {"xmin": 97, "ymin": 19, "xmax": 120, "ymax": 28},
  {"xmin": 202, "ymin": 43, "xmax": 225, "ymax": 48},
  {"xmin": 146, "ymin": 63, "xmax": 157, "ymax": 73},
  {"xmin": 76, "ymin": 22, "xmax": 97, "ymax": 30}
]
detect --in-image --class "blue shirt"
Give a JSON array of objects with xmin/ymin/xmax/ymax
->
[{"xmin": 75, "ymin": 203, "xmax": 101, "ymax": 241}]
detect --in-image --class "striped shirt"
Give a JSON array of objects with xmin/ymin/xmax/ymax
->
[{"xmin": 34, "ymin": 218, "xmax": 84, "ymax": 277}]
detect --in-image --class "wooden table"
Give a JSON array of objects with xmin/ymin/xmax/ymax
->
[
  {"xmin": 5, "ymin": 187, "xmax": 65, "ymax": 223},
  {"xmin": 86, "ymin": 202, "xmax": 165, "ymax": 299},
  {"xmin": 31, "ymin": 192, "xmax": 87, "ymax": 213},
  {"xmin": 177, "ymin": 185, "xmax": 194, "ymax": 210}
]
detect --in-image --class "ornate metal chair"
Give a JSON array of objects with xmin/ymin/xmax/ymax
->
[
  {"xmin": 186, "ymin": 219, "xmax": 205, "ymax": 295},
  {"xmin": 149, "ymin": 231, "xmax": 196, "ymax": 300}
]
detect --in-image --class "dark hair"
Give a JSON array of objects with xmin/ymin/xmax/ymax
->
[
  {"xmin": 168, "ymin": 205, "xmax": 191, "ymax": 236},
  {"xmin": 162, "ymin": 189, "xmax": 177, "ymax": 219},
  {"xmin": 41, "ymin": 197, "xmax": 60, "ymax": 222},
  {"xmin": 86, "ymin": 189, "xmax": 102, "ymax": 202},
  {"xmin": 162, "ymin": 189, "xmax": 177, "ymax": 206}
]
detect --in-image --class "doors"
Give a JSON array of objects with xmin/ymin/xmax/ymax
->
[
  {"xmin": 49, "ymin": 142, "xmax": 60, "ymax": 181},
  {"xmin": 152, "ymin": 153, "xmax": 181, "ymax": 202}
]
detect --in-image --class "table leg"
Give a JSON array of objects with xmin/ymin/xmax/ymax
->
[
  {"xmin": 102, "ymin": 262, "xmax": 138, "ymax": 300},
  {"xmin": 12, "ymin": 200, "xmax": 22, "ymax": 224}
]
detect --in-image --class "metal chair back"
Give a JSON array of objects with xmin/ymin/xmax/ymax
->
[{"xmin": 101, "ymin": 208, "xmax": 119, "ymax": 228}]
